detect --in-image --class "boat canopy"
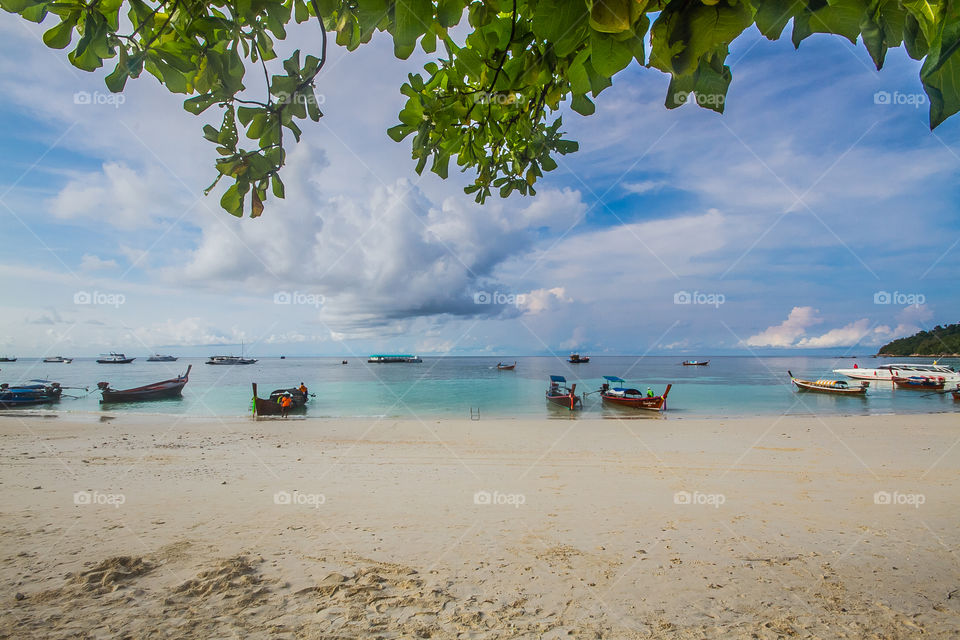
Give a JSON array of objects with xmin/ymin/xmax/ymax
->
[
  {"xmin": 550, "ymin": 375, "xmax": 567, "ymax": 383},
  {"xmin": 603, "ymin": 376, "xmax": 625, "ymax": 383}
]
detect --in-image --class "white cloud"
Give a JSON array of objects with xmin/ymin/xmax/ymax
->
[
  {"xmin": 797, "ymin": 318, "xmax": 874, "ymax": 348},
  {"xmin": 80, "ymin": 254, "xmax": 118, "ymax": 271},
  {"xmin": 622, "ymin": 180, "xmax": 666, "ymax": 195},
  {"xmin": 744, "ymin": 307, "xmax": 822, "ymax": 347},
  {"xmin": 519, "ymin": 287, "xmax": 572, "ymax": 315}
]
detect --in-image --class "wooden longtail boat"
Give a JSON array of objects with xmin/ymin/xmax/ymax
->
[
  {"xmin": 568, "ymin": 354, "xmax": 590, "ymax": 363},
  {"xmin": 788, "ymin": 371, "xmax": 868, "ymax": 395},
  {"xmin": 98, "ymin": 366, "xmax": 191, "ymax": 403},
  {"xmin": 251, "ymin": 383, "xmax": 309, "ymax": 416},
  {"xmin": 892, "ymin": 375, "xmax": 946, "ymax": 390},
  {"xmin": 600, "ymin": 376, "xmax": 672, "ymax": 411},
  {"xmin": 546, "ymin": 375, "xmax": 581, "ymax": 410},
  {"xmin": 0, "ymin": 382, "xmax": 62, "ymax": 407},
  {"xmin": 497, "ymin": 362, "xmax": 516, "ymax": 370},
  {"xmin": 682, "ymin": 360, "xmax": 709, "ymax": 366}
]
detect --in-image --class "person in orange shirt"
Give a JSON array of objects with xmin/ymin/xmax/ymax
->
[
  {"xmin": 280, "ymin": 394, "xmax": 293, "ymax": 417},
  {"xmin": 299, "ymin": 382, "xmax": 308, "ymax": 397}
]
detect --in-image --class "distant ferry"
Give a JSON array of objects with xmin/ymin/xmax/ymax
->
[
  {"xmin": 97, "ymin": 353, "xmax": 135, "ymax": 364},
  {"xmin": 43, "ymin": 356, "xmax": 73, "ymax": 363},
  {"xmin": 833, "ymin": 362, "xmax": 959, "ymax": 383},
  {"xmin": 367, "ymin": 354, "xmax": 422, "ymax": 363},
  {"xmin": 147, "ymin": 354, "xmax": 178, "ymax": 362},
  {"xmin": 206, "ymin": 355, "xmax": 257, "ymax": 365}
]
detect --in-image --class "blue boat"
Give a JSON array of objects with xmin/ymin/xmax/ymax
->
[{"xmin": 0, "ymin": 382, "xmax": 63, "ymax": 408}]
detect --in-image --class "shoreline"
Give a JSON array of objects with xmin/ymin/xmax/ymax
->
[{"xmin": 2, "ymin": 412, "xmax": 958, "ymax": 637}]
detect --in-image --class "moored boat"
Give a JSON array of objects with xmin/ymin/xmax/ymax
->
[
  {"xmin": 568, "ymin": 354, "xmax": 590, "ymax": 363},
  {"xmin": 147, "ymin": 354, "xmax": 178, "ymax": 362},
  {"xmin": 0, "ymin": 357, "xmax": 17, "ymax": 362},
  {"xmin": 952, "ymin": 385, "xmax": 960, "ymax": 401},
  {"xmin": 600, "ymin": 376, "xmax": 672, "ymax": 411},
  {"xmin": 546, "ymin": 375, "xmax": 581, "ymax": 410},
  {"xmin": 367, "ymin": 354, "xmax": 423, "ymax": 363},
  {"xmin": 206, "ymin": 355, "xmax": 257, "ymax": 365},
  {"xmin": 251, "ymin": 383, "xmax": 309, "ymax": 416},
  {"xmin": 43, "ymin": 356, "xmax": 73, "ymax": 363},
  {"xmin": 682, "ymin": 360, "xmax": 709, "ymax": 366},
  {"xmin": 892, "ymin": 375, "xmax": 946, "ymax": 390},
  {"xmin": 833, "ymin": 362, "xmax": 959, "ymax": 383},
  {"xmin": 97, "ymin": 353, "xmax": 135, "ymax": 364},
  {"xmin": 98, "ymin": 366, "xmax": 192, "ymax": 403},
  {"xmin": 789, "ymin": 371, "xmax": 868, "ymax": 395},
  {"xmin": 0, "ymin": 382, "xmax": 62, "ymax": 407},
  {"xmin": 497, "ymin": 362, "xmax": 516, "ymax": 370}
]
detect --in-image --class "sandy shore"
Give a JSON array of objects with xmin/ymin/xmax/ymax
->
[{"xmin": 1, "ymin": 411, "xmax": 958, "ymax": 638}]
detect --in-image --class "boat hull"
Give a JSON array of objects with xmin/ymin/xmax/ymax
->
[
  {"xmin": 97, "ymin": 358, "xmax": 135, "ymax": 364},
  {"xmin": 100, "ymin": 366, "xmax": 191, "ymax": 403},
  {"xmin": 601, "ymin": 384, "xmax": 672, "ymax": 411},
  {"xmin": 251, "ymin": 384, "xmax": 308, "ymax": 416},
  {"xmin": 546, "ymin": 392, "xmax": 581, "ymax": 410},
  {"xmin": 892, "ymin": 376, "xmax": 945, "ymax": 390},
  {"xmin": 789, "ymin": 372, "xmax": 867, "ymax": 395},
  {"xmin": 0, "ymin": 385, "xmax": 62, "ymax": 408},
  {"xmin": 834, "ymin": 366, "xmax": 960, "ymax": 383}
]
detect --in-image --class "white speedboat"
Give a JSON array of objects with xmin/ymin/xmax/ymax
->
[
  {"xmin": 147, "ymin": 354, "xmax": 178, "ymax": 362},
  {"xmin": 833, "ymin": 362, "xmax": 959, "ymax": 383},
  {"xmin": 206, "ymin": 355, "xmax": 257, "ymax": 365},
  {"xmin": 43, "ymin": 356, "xmax": 73, "ymax": 363}
]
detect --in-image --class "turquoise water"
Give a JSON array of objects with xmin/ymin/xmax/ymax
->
[{"xmin": 1, "ymin": 356, "xmax": 958, "ymax": 419}]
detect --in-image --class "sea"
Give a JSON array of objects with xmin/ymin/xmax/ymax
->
[{"xmin": 1, "ymin": 356, "xmax": 958, "ymax": 420}]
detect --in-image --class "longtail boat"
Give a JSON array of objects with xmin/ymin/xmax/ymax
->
[
  {"xmin": 600, "ymin": 376, "xmax": 672, "ymax": 411},
  {"xmin": 952, "ymin": 386, "xmax": 960, "ymax": 401},
  {"xmin": 497, "ymin": 362, "xmax": 516, "ymax": 370},
  {"xmin": 789, "ymin": 371, "xmax": 868, "ymax": 395},
  {"xmin": 251, "ymin": 383, "xmax": 309, "ymax": 416},
  {"xmin": 682, "ymin": 360, "xmax": 709, "ymax": 366},
  {"xmin": 0, "ymin": 382, "xmax": 62, "ymax": 407},
  {"xmin": 546, "ymin": 375, "xmax": 581, "ymax": 410},
  {"xmin": 568, "ymin": 354, "xmax": 590, "ymax": 363},
  {"xmin": 98, "ymin": 366, "xmax": 191, "ymax": 403},
  {"xmin": 892, "ymin": 375, "xmax": 946, "ymax": 390}
]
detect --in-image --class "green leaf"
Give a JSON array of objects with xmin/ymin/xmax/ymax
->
[
  {"xmin": 220, "ymin": 183, "xmax": 245, "ymax": 217},
  {"xmin": 589, "ymin": 0, "xmax": 632, "ymax": 33},
  {"xmin": 571, "ymin": 93, "xmax": 595, "ymax": 115},
  {"xmin": 42, "ymin": 19, "xmax": 73, "ymax": 49},
  {"xmin": 183, "ymin": 93, "xmax": 220, "ymax": 115},
  {"xmin": 921, "ymin": 2, "xmax": 960, "ymax": 127},
  {"xmin": 393, "ymin": 0, "xmax": 432, "ymax": 49},
  {"xmin": 437, "ymin": 0, "xmax": 466, "ymax": 27},
  {"xmin": 590, "ymin": 29, "xmax": 634, "ymax": 77},
  {"xmin": 532, "ymin": 0, "xmax": 589, "ymax": 57},
  {"xmin": 752, "ymin": 0, "xmax": 805, "ymax": 40},
  {"xmin": 271, "ymin": 174, "xmax": 285, "ymax": 199},
  {"xmin": 793, "ymin": 0, "xmax": 866, "ymax": 47}
]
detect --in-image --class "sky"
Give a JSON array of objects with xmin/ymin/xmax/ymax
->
[{"xmin": 0, "ymin": 14, "xmax": 957, "ymax": 358}]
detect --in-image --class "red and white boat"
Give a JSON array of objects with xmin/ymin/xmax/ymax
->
[
  {"xmin": 892, "ymin": 375, "xmax": 946, "ymax": 390},
  {"xmin": 833, "ymin": 362, "xmax": 959, "ymax": 383},
  {"xmin": 600, "ymin": 376, "xmax": 672, "ymax": 411}
]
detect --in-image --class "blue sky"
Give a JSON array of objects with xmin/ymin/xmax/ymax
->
[{"xmin": 0, "ymin": 15, "xmax": 957, "ymax": 358}]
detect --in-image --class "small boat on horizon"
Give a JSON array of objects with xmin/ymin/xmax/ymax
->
[
  {"xmin": 43, "ymin": 356, "xmax": 73, "ymax": 363},
  {"xmin": 98, "ymin": 366, "xmax": 192, "ymax": 403},
  {"xmin": 0, "ymin": 357, "xmax": 16, "ymax": 362},
  {"xmin": 0, "ymin": 381, "xmax": 62, "ymax": 407},
  {"xmin": 97, "ymin": 353, "xmax": 135, "ymax": 364},
  {"xmin": 497, "ymin": 362, "xmax": 516, "ymax": 370},
  {"xmin": 568, "ymin": 354, "xmax": 590, "ymax": 363},
  {"xmin": 367, "ymin": 354, "xmax": 423, "ymax": 363},
  {"xmin": 789, "ymin": 371, "xmax": 868, "ymax": 395},
  {"xmin": 207, "ymin": 355, "xmax": 257, "ymax": 365},
  {"xmin": 147, "ymin": 354, "xmax": 178, "ymax": 362},
  {"xmin": 599, "ymin": 376, "xmax": 672, "ymax": 411},
  {"xmin": 892, "ymin": 375, "xmax": 946, "ymax": 390},
  {"xmin": 546, "ymin": 375, "xmax": 581, "ymax": 410},
  {"xmin": 682, "ymin": 360, "xmax": 709, "ymax": 366}
]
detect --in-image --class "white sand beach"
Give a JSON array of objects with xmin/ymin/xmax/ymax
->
[{"xmin": 1, "ymin": 412, "xmax": 958, "ymax": 638}]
